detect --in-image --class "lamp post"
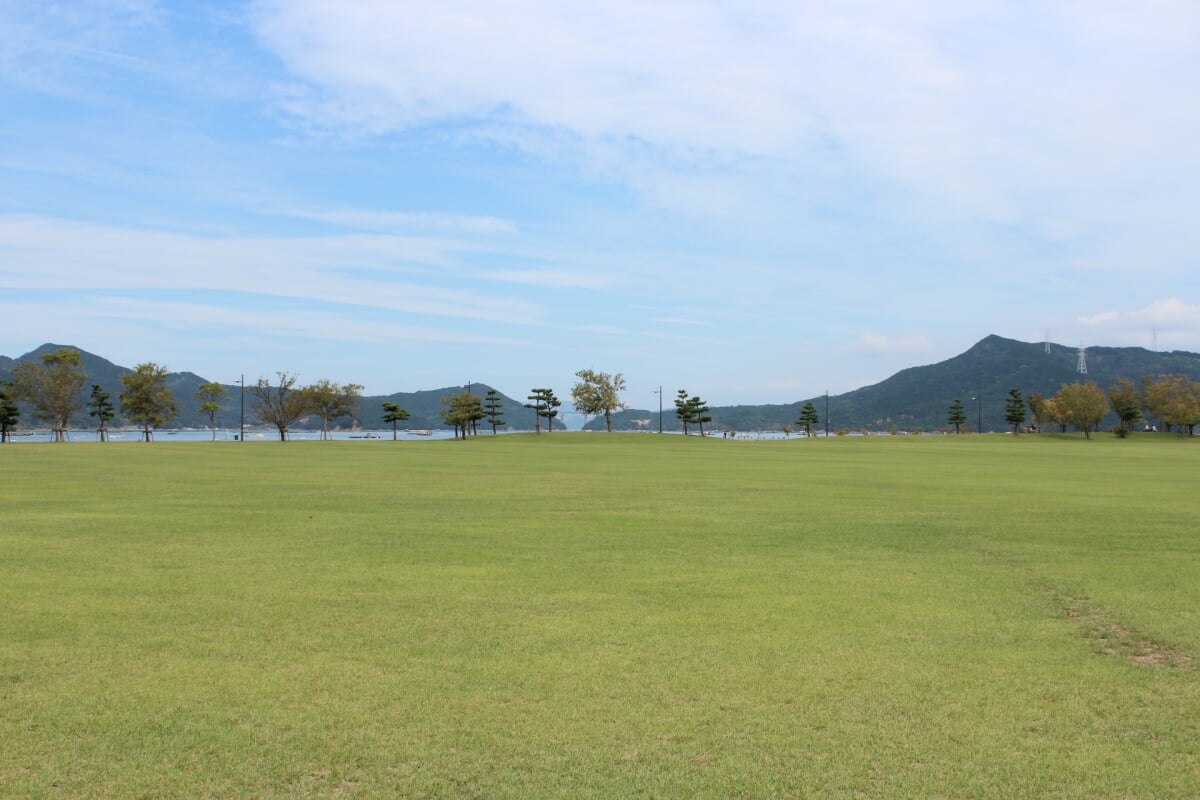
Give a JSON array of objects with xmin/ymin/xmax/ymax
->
[
  {"xmin": 653, "ymin": 387, "xmax": 663, "ymax": 434},
  {"xmin": 237, "ymin": 374, "xmax": 245, "ymax": 442},
  {"xmin": 824, "ymin": 390, "xmax": 829, "ymax": 438},
  {"xmin": 972, "ymin": 394, "xmax": 981, "ymax": 434}
]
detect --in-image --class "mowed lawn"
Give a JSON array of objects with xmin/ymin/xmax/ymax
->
[{"xmin": 2, "ymin": 433, "xmax": 1200, "ymax": 798}]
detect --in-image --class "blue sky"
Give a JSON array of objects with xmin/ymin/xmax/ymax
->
[{"xmin": 3, "ymin": 1, "xmax": 1199, "ymax": 406}]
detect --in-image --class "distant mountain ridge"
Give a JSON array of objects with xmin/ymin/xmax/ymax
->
[
  {"xmin": 588, "ymin": 335, "xmax": 1200, "ymax": 433},
  {"xmin": 0, "ymin": 344, "xmax": 538, "ymax": 432},
  {"xmin": 4, "ymin": 336, "xmax": 1200, "ymax": 434}
]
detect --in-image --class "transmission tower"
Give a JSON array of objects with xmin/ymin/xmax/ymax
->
[{"xmin": 1076, "ymin": 342, "xmax": 1088, "ymax": 374}]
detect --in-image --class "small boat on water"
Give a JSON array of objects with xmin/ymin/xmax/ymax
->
[{"xmin": 406, "ymin": 429, "xmax": 433, "ymax": 436}]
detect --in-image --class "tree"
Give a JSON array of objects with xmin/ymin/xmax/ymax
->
[
  {"xmin": 251, "ymin": 372, "xmax": 311, "ymax": 441},
  {"xmin": 381, "ymin": 401, "xmax": 410, "ymax": 440},
  {"xmin": 195, "ymin": 381, "xmax": 230, "ymax": 441},
  {"xmin": 571, "ymin": 369, "xmax": 627, "ymax": 432},
  {"xmin": 1027, "ymin": 393, "xmax": 1048, "ymax": 433},
  {"xmin": 1142, "ymin": 374, "xmax": 1200, "ymax": 436},
  {"xmin": 441, "ymin": 391, "xmax": 484, "ymax": 438},
  {"xmin": 120, "ymin": 362, "xmax": 179, "ymax": 442},
  {"xmin": 10, "ymin": 347, "xmax": 88, "ymax": 442},
  {"xmin": 1052, "ymin": 382, "xmax": 1107, "ymax": 439},
  {"xmin": 946, "ymin": 398, "xmax": 967, "ymax": 435},
  {"xmin": 1106, "ymin": 378, "xmax": 1143, "ymax": 435},
  {"xmin": 674, "ymin": 389, "xmax": 695, "ymax": 434},
  {"xmin": 685, "ymin": 394, "xmax": 712, "ymax": 436},
  {"xmin": 0, "ymin": 381, "xmax": 20, "ymax": 443},
  {"xmin": 483, "ymin": 390, "xmax": 506, "ymax": 434},
  {"xmin": 796, "ymin": 401, "xmax": 821, "ymax": 437},
  {"xmin": 88, "ymin": 384, "xmax": 117, "ymax": 442},
  {"xmin": 1004, "ymin": 388, "xmax": 1026, "ymax": 434},
  {"xmin": 304, "ymin": 379, "xmax": 363, "ymax": 440},
  {"xmin": 525, "ymin": 388, "xmax": 560, "ymax": 433}
]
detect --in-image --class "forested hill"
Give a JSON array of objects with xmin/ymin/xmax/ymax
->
[
  {"xmin": 0, "ymin": 344, "xmax": 537, "ymax": 432},
  {"xmin": 6, "ymin": 336, "xmax": 1200, "ymax": 434},
  {"xmin": 591, "ymin": 335, "xmax": 1200, "ymax": 433}
]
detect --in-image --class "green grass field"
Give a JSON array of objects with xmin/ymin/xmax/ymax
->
[{"xmin": 3, "ymin": 433, "xmax": 1200, "ymax": 798}]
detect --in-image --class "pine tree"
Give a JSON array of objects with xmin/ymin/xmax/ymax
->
[
  {"xmin": 88, "ymin": 384, "xmax": 117, "ymax": 442},
  {"xmin": 796, "ymin": 401, "xmax": 821, "ymax": 437},
  {"xmin": 483, "ymin": 390, "xmax": 506, "ymax": 434},
  {"xmin": 1004, "ymin": 388, "xmax": 1026, "ymax": 434},
  {"xmin": 381, "ymin": 401, "xmax": 410, "ymax": 440},
  {"xmin": 946, "ymin": 398, "xmax": 967, "ymax": 435}
]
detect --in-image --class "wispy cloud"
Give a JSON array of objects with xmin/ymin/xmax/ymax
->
[
  {"xmin": 0, "ymin": 215, "xmax": 539, "ymax": 324},
  {"xmin": 845, "ymin": 332, "xmax": 932, "ymax": 356},
  {"xmin": 249, "ymin": 1, "xmax": 1200, "ymax": 286},
  {"xmin": 650, "ymin": 317, "xmax": 711, "ymax": 327},
  {"xmin": 286, "ymin": 209, "xmax": 517, "ymax": 235}
]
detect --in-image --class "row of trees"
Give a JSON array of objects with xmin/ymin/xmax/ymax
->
[
  {"xmin": 947, "ymin": 375, "xmax": 1200, "ymax": 439},
  {"xmin": 1, "ymin": 350, "xmax": 198, "ymax": 443},
  {"xmin": 0, "ymin": 349, "xmax": 373, "ymax": 443}
]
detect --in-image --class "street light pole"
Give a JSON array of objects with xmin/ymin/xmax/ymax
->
[
  {"xmin": 825, "ymin": 390, "xmax": 829, "ymax": 438},
  {"xmin": 653, "ymin": 387, "xmax": 662, "ymax": 433},
  {"xmin": 972, "ymin": 394, "xmax": 981, "ymax": 434},
  {"xmin": 238, "ymin": 374, "xmax": 245, "ymax": 443}
]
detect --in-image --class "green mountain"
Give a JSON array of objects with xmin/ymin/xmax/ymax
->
[
  {"xmin": 588, "ymin": 335, "xmax": 1200, "ymax": 433},
  {"xmin": 7, "ymin": 336, "xmax": 1199, "ymax": 434},
  {"xmin": 0, "ymin": 345, "xmax": 537, "ymax": 432}
]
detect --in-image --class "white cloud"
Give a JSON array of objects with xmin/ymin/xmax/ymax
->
[
  {"xmin": 249, "ymin": 1, "xmax": 1200, "ymax": 279},
  {"xmin": 0, "ymin": 215, "xmax": 540, "ymax": 324},
  {"xmin": 846, "ymin": 332, "xmax": 932, "ymax": 356},
  {"xmin": 650, "ymin": 317, "xmax": 711, "ymax": 327},
  {"xmin": 1079, "ymin": 311, "xmax": 1119, "ymax": 325},
  {"xmin": 1067, "ymin": 298, "xmax": 1200, "ymax": 351},
  {"xmin": 476, "ymin": 268, "xmax": 611, "ymax": 290},
  {"xmin": 287, "ymin": 209, "xmax": 517, "ymax": 235}
]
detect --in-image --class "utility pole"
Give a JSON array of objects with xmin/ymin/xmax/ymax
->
[
  {"xmin": 653, "ymin": 387, "xmax": 663, "ymax": 433},
  {"xmin": 237, "ymin": 374, "xmax": 245, "ymax": 442},
  {"xmin": 824, "ymin": 390, "xmax": 829, "ymax": 437}
]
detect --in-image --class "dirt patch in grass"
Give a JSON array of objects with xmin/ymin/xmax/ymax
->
[{"xmin": 1044, "ymin": 586, "xmax": 1194, "ymax": 670}]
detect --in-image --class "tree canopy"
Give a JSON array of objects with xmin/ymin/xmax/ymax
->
[
  {"xmin": 251, "ymin": 372, "xmax": 311, "ymax": 441},
  {"xmin": 120, "ymin": 362, "xmax": 179, "ymax": 442},
  {"xmin": 304, "ymin": 379, "xmax": 363, "ymax": 440},
  {"xmin": 482, "ymin": 390, "xmax": 505, "ymax": 434},
  {"xmin": 571, "ymin": 370, "xmax": 627, "ymax": 432},
  {"xmin": 1052, "ymin": 382, "xmax": 1107, "ymax": 439},
  {"xmin": 195, "ymin": 381, "xmax": 230, "ymax": 441},
  {"xmin": 441, "ymin": 391, "xmax": 484, "ymax": 438},
  {"xmin": 797, "ymin": 401, "xmax": 821, "ymax": 437},
  {"xmin": 88, "ymin": 384, "xmax": 117, "ymax": 442},
  {"xmin": 1106, "ymin": 378, "xmax": 1143, "ymax": 434},
  {"xmin": 946, "ymin": 399, "xmax": 967, "ymax": 435},
  {"xmin": 0, "ymin": 381, "xmax": 20, "ymax": 443},
  {"xmin": 381, "ymin": 401, "xmax": 410, "ymax": 440},
  {"xmin": 1004, "ymin": 388, "xmax": 1026, "ymax": 434},
  {"xmin": 1142, "ymin": 374, "xmax": 1200, "ymax": 436},
  {"xmin": 10, "ymin": 348, "xmax": 89, "ymax": 442},
  {"xmin": 525, "ymin": 388, "xmax": 560, "ymax": 434}
]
